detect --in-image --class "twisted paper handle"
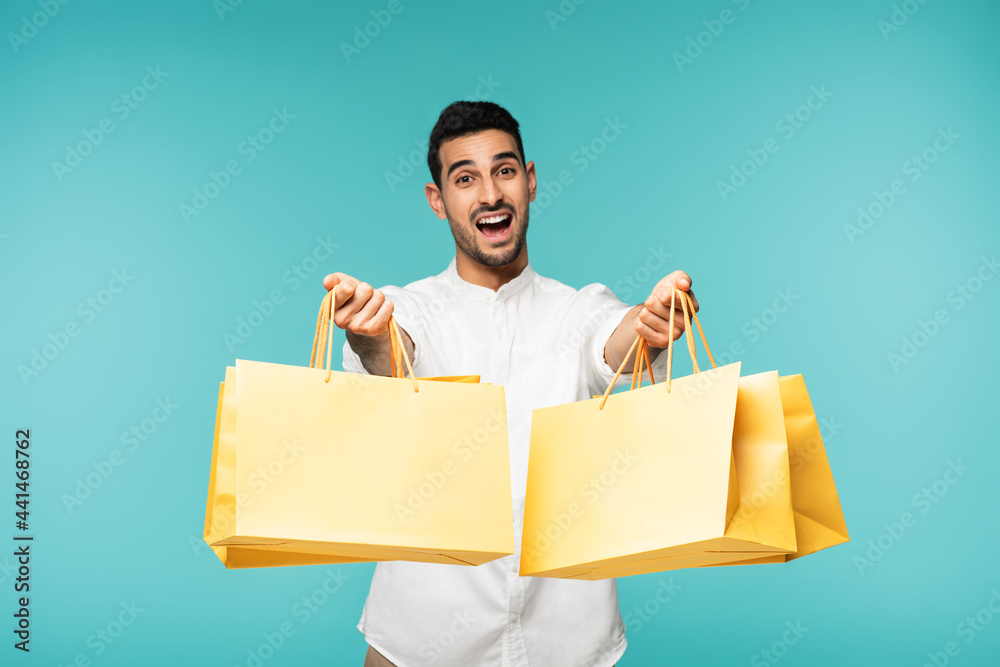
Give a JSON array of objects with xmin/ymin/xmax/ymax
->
[
  {"xmin": 598, "ymin": 288, "xmax": 715, "ymax": 409},
  {"xmin": 310, "ymin": 286, "xmax": 418, "ymax": 392}
]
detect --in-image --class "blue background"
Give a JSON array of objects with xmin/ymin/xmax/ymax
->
[{"xmin": 2, "ymin": 0, "xmax": 998, "ymax": 664}]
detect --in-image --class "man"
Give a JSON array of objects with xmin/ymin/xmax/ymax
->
[{"xmin": 323, "ymin": 101, "xmax": 698, "ymax": 667}]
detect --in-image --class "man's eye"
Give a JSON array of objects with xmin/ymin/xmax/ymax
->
[
  {"xmin": 457, "ymin": 175, "xmax": 471, "ymax": 184},
  {"xmin": 500, "ymin": 167, "xmax": 515, "ymax": 175}
]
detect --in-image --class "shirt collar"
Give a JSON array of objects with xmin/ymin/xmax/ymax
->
[{"xmin": 442, "ymin": 257, "xmax": 536, "ymax": 302}]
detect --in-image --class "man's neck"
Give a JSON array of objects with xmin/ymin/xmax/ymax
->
[{"xmin": 454, "ymin": 246, "xmax": 529, "ymax": 292}]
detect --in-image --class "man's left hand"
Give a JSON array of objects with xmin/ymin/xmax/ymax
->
[{"xmin": 635, "ymin": 270, "xmax": 699, "ymax": 348}]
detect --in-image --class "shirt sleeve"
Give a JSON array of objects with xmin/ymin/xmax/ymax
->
[
  {"xmin": 341, "ymin": 285, "xmax": 426, "ymax": 374},
  {"xmin": 579, "ymin": 284, "xmax": 635, "ymax": 395},
  {"xmin": 581, "ymin": 284, "xmax": 685, "ymax": 396}
]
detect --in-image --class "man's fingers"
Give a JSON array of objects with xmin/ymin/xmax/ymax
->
[
  {"xmin": 634, "ymin": 319, "xmax": 664, "ymax": 348},
  {"xmin": 637, "ymin": 308, "xmax": 688, "ymax": 347},
  {"xmin": 368, "ymin": 298, "xmax": 395, "ymax": 335},
  {"xmin": 664, "ymin": 270, "xmax": 691, "ymax": 291},
  {"xmin": 323, "ymin": 271, "xmax": 351, "ymax": 291},
  {"xmin": 634, "ymin": 320, "xmax": 684, "ymax": 349},
  {"xmin": 333, "ymin": 282, "xmax": 359, "ymax": 311},
  {"xmin": 685, "ymin": 288, "xmax": 699, "ymax": 313},
  {"xmin": 348, "ymin": 289, "xmax": 387, "ymax": 335},
  {"xmin": 351, "ymin": 282, "xmax": 375, "ymax": 308},
  {"xmin": 324, "ymin": 272, "xmax": 360, "ymax": 307},
  {"xmin": 342, "ymin": 281, "xmax": 373, "ymax": 314},
  {"xmin": 323, "ymin": 271, "xmax": 363, "ymax": 296},
  {"xmin": 651, "ymin": 270, "xmax": 698, "ymax": 313},
  {"xmin": 333, "ymin": 282, "xmax": 370, "ymax": 328},
  {"xmin": 647, "ymin": 287, "xmax": 698, "ymax": 319},
  {"xmin": 656, "ymin": 286, "xmax": 697, "ymax": 313},
  {"xmin": 651, "ymin": 284, "xmax": 696, "ymax": 313}
]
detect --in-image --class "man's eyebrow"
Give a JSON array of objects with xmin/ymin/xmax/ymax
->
[
  {"xmin": 445, "ymin": 152, "xmax": 523, "ymax": 179},
  {"xmin": 493, "ymin": 151, "xmax": 522, "ymax": 166},
  {"xmin": 446, "ymin": 159, "xmax": 474, "ymax": 179}
]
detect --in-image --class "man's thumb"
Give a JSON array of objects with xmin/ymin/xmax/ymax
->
[{"xmin": 322, "ymin": 273, "xmax": 340, "ymax": 290}]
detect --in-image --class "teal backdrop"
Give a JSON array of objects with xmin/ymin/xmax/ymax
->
[{"xmin": 2, "ymin": 0, "xmax": 998, "ymax": 665}]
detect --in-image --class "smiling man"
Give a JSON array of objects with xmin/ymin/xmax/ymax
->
[{"xmin": 323, "ymin": 101, "xmax": 698, "ymax": 667}]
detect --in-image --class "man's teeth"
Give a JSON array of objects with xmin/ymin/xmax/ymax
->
[{"xmin": 478, "ymin": 214, "xmax": 510, "ymax": 225}]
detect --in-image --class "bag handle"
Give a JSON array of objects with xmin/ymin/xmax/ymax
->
[
  {"xmin": 310, "ymin": 286, "xmax": 419, "ymax": 392},
  {"xmin": 598, "ymin": 288, "xmax": 716, "ymax": 409}
]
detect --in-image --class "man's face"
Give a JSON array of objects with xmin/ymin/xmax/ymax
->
[{"xmin": 426, "ymin": 129, "xmax": 536, "ymax": 267}]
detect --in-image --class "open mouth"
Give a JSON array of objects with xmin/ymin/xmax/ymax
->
[{"xmin": 475, "ymin": 212, "xmax": 513, "ymax": 240}]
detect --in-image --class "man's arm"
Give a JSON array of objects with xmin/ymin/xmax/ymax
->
[
  {"xmin": 322, "ymin": 272, "xmax": 414, "ymax": 377},
  {"xmin": 604, "ymin": 270, "xmax": 699, "ymax": 371}
]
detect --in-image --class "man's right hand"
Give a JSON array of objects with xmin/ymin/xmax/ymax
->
[
  {"xmin": 322, "ymin": 272, "xmax": 394, "ymax": 337},
  {"xmin": 322, "ymin": 272, "xmax": 413, "ymax": 377}
]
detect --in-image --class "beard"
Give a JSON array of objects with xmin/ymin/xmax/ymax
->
[{"xmin": 445, "ymin": 201, "xmax": 529, "ymax": 268}]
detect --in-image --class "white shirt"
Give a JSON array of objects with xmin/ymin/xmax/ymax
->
[{"xmin": 343, "ymin": 258, "xmax": 670, "ymax": 667}]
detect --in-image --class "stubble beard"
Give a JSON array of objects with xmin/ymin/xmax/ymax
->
[{"xmin": 445, "ymin": 203, "xmax": 529, "ymax": 268}]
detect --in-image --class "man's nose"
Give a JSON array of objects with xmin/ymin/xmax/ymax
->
[{"xmin": 478, "ymin": 177, "xmax": 504, "ymax": 207}]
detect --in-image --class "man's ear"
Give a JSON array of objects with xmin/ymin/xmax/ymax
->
[
  {"xmin": 526, "ymin": 160, "xmax": 536, "ymax": 203},
  {"xmin": 425, "ymin": 182, "xmax": 447, "ymax": 220}
]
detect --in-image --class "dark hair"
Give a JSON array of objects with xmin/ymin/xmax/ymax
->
[{"xmin": 427, "ymin": 101, "xmax": 526, "ymax": 189}]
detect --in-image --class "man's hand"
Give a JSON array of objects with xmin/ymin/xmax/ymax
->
[
  {"xmin": 635, "ymin": 270, "xmax": 699, "ymax": 348},
  {"xmin": 322, "ymin": 272, "xmax": 394, "ymax": 336},
  {"xmin": 321, "ymin": 272, "xmax": 412, "ymax": 376},
  {"xmin": 604, "ymin": 270, "xmax": 698, "ymax": 371}
]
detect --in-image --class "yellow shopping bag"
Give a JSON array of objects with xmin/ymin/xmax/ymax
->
[
  {"xmin": 520, "ymin": 290, "xmax": 797, "ymax": 579},
  {"xmin": 203, "ymin": 289, "xmax": 514, "ymax": 569},
  {"xmin": 778, "ymin": 374, "xmax": 849, "ymax": 558},
  {"xmin": 696, "ymin": 374, "xmax": 849, "ymax": 567}
]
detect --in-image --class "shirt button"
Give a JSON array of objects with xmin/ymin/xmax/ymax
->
[{"xmin": 510, "ymin": 613, "xmax": 519, "ymax": 622}]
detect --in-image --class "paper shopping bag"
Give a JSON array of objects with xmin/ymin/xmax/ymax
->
[
  {"xmin": 699, "ymin": 374, "xmax": 849, "ymax": 567},
  {"xmin": 203, "ymin": 289, "xmax": 514, "ymax": 569},
  {"xmin": 204, "ymin": 368, "xmax": 391, "ymax": 569},
  {"xmin": 553, "ymin": 368, "xmax": 801, "ymax": 579},
  {"xmin": 598, "ymin": 309, "xmax": 848, "ymax": 574},
  {"xmin": 778, "ymin": 374, "xmax": 849, "ymax": 558},
  {"xmin": 520, "ymin": 290, "xmax": 796, "ymax": 579}
]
